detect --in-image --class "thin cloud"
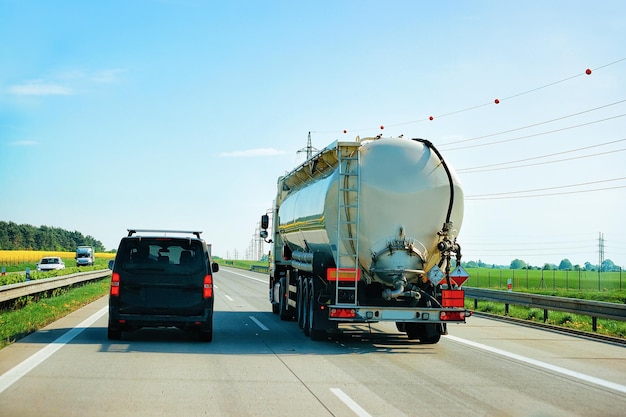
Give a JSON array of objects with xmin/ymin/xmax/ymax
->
[
  {"xmin": 219, "ymin": 148, "xmax": 287, "ymax": 157},
  {"xmin": 7, "ymin": 80, "xmax": 72, "ymax": 96},
  {"xmin": 91, "ymin": 68, "xmax": 125, "ymax": 84},
  {"xmin": 8, "ymin": 140, "xmax": 39, "ymax": 146}
]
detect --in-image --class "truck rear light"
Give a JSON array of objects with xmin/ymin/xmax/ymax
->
[
  {"xmin": 327, "ymin": 268, "xmax": 360, "ymax": 282},
  {"xmin": 441, "ymin": 289, "xmax": 465, "ymax": 307},
  {"xmin": 330, "ymin": 308, "xmax": 356, "ymax": 318},
  {"xmin": 440, "ymin": 311, "xmax": 466, "ymax": 321},
  {"xmin": 110, "ymin": 272, "xmax": 120, "ymax": 296},
  {"xmin": 203, "ymin": 274, "xmax": 213, "ymax": 298}
]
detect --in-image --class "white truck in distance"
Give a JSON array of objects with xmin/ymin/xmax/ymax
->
[
  {"xmin": 260, "ymin": 136, "xmax": 470, "ymax": 343},
  {"xmin": 75, "ymin": 246, "xmax": 95, "ymax": 267}
]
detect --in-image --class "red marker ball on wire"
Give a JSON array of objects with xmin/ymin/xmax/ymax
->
[
  {"xmin": 494, "ymin": 98, "xmax": 500, "ymax": 104},
  {"xmin": 586, "ymin": 68, "xmax": 592, "ymax": 75},
  {"xmin": 429, "ymin": 116, "xmax": 434, "ymax": 121},
  {"xmin": 380, "ymin": 125, "xmax": 384, "ymax": 130}
]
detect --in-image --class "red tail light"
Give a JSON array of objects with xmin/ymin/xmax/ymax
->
[
  {"xmin": 110, "ymin": 272, "xmax": 120, "ymax": 296},
  {"xmin": 440, "ymin": 311, "xmax": 466, "ymax": 321},
  {"xmin": 330, "ymin": 308, "xmax": 357, "ymax": 318},
  {"xmin": 203, "ymin": 274, "xmax": 213, "ymax": 298}
]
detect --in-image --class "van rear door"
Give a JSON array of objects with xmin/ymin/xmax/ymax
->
[{"xmin": 116, "ymin": 238, "xmax": 207, "ymax": 316}]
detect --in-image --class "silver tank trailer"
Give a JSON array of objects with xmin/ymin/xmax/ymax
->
[{"xmin": 277, "ymin": 136, "xmax": 464, "ymax": 288}]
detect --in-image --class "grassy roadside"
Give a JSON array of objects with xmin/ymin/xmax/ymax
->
[
  {"xmin": 0, "ymin": 278, "xmax": 110, "ymax": 350},
  {"xmin": 467, "ymin": 300, "xmax": 626, "ymax": 339},
  {"xmin": 0, "ymin": 257, "xmax": 113, "ymax": 286}
]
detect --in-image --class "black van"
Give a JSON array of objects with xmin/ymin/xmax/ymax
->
[{"xmin": 107, "ymin": 229, "xmax": 219, "ymax": 341}]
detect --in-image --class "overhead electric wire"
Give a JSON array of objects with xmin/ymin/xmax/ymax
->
[
  {"xmin": 459, "ymin": 143, "xmax": 626, "ymax": 173},
  {"xmin": 466, "ymin": 177, "xmax": 626, "ymax": 200},
  {"xmin": 459, "ymin": 138, "xmax": 626, "ymax": 172},
  {"xmin": 443, "ymin": 113, "xmax": 626, "ymax": 151},
  {"xmin": 440, "ymin": 99, "xmax": 626, "ymax": 148},
  {"xmin": 310, "ymin": 58, "xmax": 625, "ymax": 134}
]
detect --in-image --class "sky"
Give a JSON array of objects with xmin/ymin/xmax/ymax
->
[{"xmin": 1, "ymin": 0, "xmax": 625, "ymax": 269}]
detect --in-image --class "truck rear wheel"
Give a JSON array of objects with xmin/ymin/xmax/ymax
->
[
  {"xmin": 405, "ymin": 323, "xmax": 441, "ymax": 344},
  {"xmin": 297, "ymin": 277, "xmax": 305, "ymax": 329},
  {"xmin": 307, "ymin": 277, "xmax": 326, "ymax": 341},
  {"xmin": 302, "ymin": 280, "xmax": 310, "ymax": 336},
  {"xmin": 279, "ymin": 278, "xmax": 291, "ymax": 321}
]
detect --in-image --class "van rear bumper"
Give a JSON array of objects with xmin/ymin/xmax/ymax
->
[{"xmin": 108, "ymin": 310, "xmax": 213, "ymax": 331}]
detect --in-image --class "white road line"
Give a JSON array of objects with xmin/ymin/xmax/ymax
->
[
  {"xmin": 330, "ymin": 388, "xmax": 373, "ymax": 417},
  {"xmin": 249, "ymin": 316, "xmax": 269, "ymax": 331},
  {"xmin": 446, "ymin": 335, "xmax": 626, "ymax": 394},
  {"xmin": 224, "ymin": 294, "xmax": 234, "ymax": 301},
  {"xmin": 223, "ymin": 268, "xmax": 267, "ymax": 284},
  {"xmin": 0, "ymin": 305, "xmax": 108, "ymax": 395}
]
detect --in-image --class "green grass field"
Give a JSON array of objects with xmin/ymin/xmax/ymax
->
[{"xmin": 465, "ymin": 267, "xmax": 624, "ymax": 292}]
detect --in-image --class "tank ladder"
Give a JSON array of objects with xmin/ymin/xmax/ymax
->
[{"xmin": 334, "ymin": 143, "xmax": 361, "ymax": 306}]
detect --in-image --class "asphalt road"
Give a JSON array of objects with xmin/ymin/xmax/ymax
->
[{"xmin": 0, "ymin": 267, "xmax": 624, "ymax": 417}]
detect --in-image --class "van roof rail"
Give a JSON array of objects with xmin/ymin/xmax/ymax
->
[{"xmin": 127, "ymin": 229, "xmax": 203, "ymax": 239}]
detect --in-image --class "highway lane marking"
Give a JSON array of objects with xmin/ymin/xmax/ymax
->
[
  {"xmin": 249, "ymin": 316, "xmax": 269, "ymax": 331},
  {"xmin": 0, "ymin": 305, "xmax": 108, "ymax": 395},
  {"xmin": 222, "ymin": 268, "xmax": 267, "ymax": 284},
  {"xmin": 446, "ymin": 335, "xmax": 626, "ymax": 394},
  {"xmin": 224, "ymin": 294, "xmax": 234, "ymax": 301},
  {"xmin": 330, "ymin": 388, "xmax": 373, "ymax": 417}
]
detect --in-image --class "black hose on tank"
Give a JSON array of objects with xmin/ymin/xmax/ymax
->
[{"xmin": 411, "ymin": 138, "xmax": 455, "ymax": 223}]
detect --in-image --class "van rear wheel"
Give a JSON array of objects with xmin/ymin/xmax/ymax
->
[
  {"xmin": 197, "ymin": 330, "xmax": 213, "ymax": 342},
  {"xmin": 107, "ymin": 326, "xmax": 121, "ymax": 340}
]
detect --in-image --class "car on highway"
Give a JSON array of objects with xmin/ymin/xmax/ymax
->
[
  {"xmin": 36, "ymin": 257, "xmax": 66, "ymax": 272},
  {"xmin": 107, "ymin": 229, "xmax": 219, "ymax": 341}
]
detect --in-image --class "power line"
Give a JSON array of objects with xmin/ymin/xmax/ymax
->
[
  {"xmin": 311, "ymin": 58, "xmax": 626, "ymax": 134},
  {"xmin": 458, "ymin": 138, "xmax": 626, "ymax": 172},
  {"xmin": 441, "ymin": 100, "xmax": 626, "ymax": 148},
  {"xmin": 443, "ymin": 113, "xmax": 626, "ymax": 151},
  {"xmin": 466, "ymin": 177, "xmax": 626, "ymax": 200},
  {"xmin": 459, "ymin": 146, "xmax": 626, "ymax": 173}
]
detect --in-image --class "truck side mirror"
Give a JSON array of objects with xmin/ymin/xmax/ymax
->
[{"xmin": 261, "ymin": 214, "xmax": 269, "ymax": 230}]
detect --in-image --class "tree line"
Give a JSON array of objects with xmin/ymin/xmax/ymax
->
[
  {"xmin": 0, "ymin": 221, "xmax": 106, "ymax": 252},
  {"xmin": 464, "ymin": 257, "xmax": 622, "ymax": 272}
]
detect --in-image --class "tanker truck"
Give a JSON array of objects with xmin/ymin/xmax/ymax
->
[{"xmin": 259, "ymin": 136, "xmax": 470, "ymax": 343}]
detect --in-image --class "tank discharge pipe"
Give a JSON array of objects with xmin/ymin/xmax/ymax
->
[{"xmin": 382, "ymin": 277, "xmax": 422, "ymax": 301}]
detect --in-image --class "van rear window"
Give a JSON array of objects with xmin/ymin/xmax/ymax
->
[{"xmin": 118, "ymin": 239, "xmax": 204, "ymax": 273}]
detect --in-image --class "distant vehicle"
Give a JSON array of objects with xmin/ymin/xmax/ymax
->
[
  {"xmin": 75, "ymin": 246, "xmax": 94, "ymax": 267},
  {"xmin": 107, "ymin": 229, "xmax": 219, "ymax": 341},
  {"xmin": 36, "ymin": 257, "xmax": 66, "ymax": 272}
]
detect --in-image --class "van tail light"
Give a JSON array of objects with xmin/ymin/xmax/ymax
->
[
  {"xmin": 110, "ymin": 272, "xmax": 120, "ymax": 296},
  {"xmin": 203, "ymin": 274, "xmax": 213, "ymax": 298}
]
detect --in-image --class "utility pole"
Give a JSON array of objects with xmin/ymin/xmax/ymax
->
[
  {"xmin": 598, "ymin": 232, "xmax": 604, "ymax": 290},
  {"xmin": 297, "ymin": 131, "xmax": 318, "ymax": 160}
]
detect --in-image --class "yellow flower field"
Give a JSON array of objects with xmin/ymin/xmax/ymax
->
[{"xmin": 0, "ymin": 250, "xmax": 115, "ymax": 264}]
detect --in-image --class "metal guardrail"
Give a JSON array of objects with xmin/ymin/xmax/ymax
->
[
  {"xmin": 465, "ymin": 287, "xmax": 626, "ymax": 331},
  {"xmin": 0, "ymin": 270, "xmax": 111, "ymax": 304},
  {"xmin": 250, "ymin": 265, "xmax": 269, "ymax": 273}
]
